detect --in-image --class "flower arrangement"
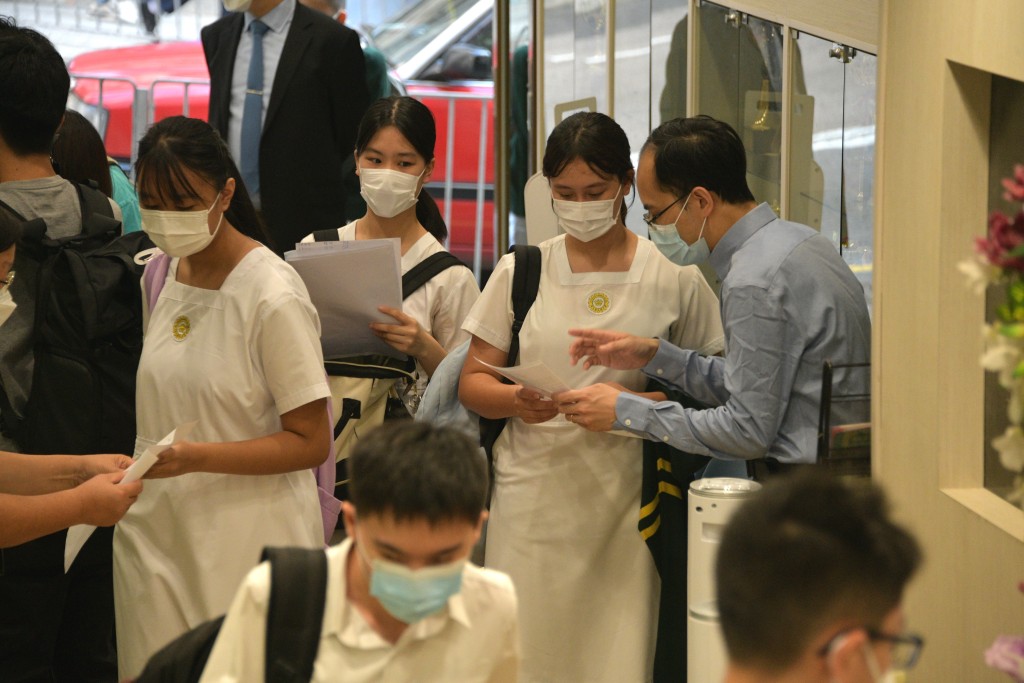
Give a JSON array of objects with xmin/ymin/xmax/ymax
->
[
  {"xmin": 983, "ymin": 582, "xmax": 1024, "ymax": 682},
  {"xmin": 958, "ymin": 163, "xmax": 1024, "ymax": 509}
]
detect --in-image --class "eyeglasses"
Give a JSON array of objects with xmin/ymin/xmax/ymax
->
[
  {"xmin": 820, "ymin": 628, "xmax": 925, "ymax": 671},
  {"xmin": 866, "ymin": 629, "xmax": 924, "ymax": 670},
  {"xmin": 0, "ymin": 270, "xmax": 14, "ymax": 289},
  {"xmin": 642, "ymin": 196, "xmax": 685, "ymax": 228}
]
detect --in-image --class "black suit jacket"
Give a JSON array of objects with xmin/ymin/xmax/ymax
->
[{"xmin": 202, "ymin": 4, "xmax": 370, "ymax": 253}]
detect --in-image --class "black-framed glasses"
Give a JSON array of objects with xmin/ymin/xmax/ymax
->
[
  {"xmin": 0, "ymin": 270, "xmax": 14, "ymax": 289},
  {"xmin": 642, "ymin": 195, "xmax": 685, "ymax": 227},
  {"xmin": 866, "ymin": 629, "xmax": 924, "ymax": 670},
  {"xmin": 820, "ymin": 628, "xmax": 925, "ymax": 671}
]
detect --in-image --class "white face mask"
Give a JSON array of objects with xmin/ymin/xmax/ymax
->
[
  {"xmin": 359, "ymin": 167, "xmax": 423, "ymax": 219},
  {"xmin": 551, "ymin": 185, "xmax": 622, "ymax": 242},
  {"xmin": 140, "ymin": 197, "xmax": 224, "ymax": 258},
  {"xmin": 0, "ymin": 288, "xmax": 16, "ymax": 328},
  {"xmin": 862, "ymin": 642, "xmax": 898, "ymax": 683},
  {"xmin": 222, "ymin": 0, "xmax": 253, "ymax": 12}
]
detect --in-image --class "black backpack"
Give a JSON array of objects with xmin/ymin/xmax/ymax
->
[
  {"xmin": 134, "ymin": 546, "xmax": 329, "ymax": 683},
  {"xmin": 0, "ymin": 183, "xmax": 153, "ymax": 455}
]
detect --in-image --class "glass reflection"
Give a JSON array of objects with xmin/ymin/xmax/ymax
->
[
  {"xmin": 842, "ymin": 49, "xmax": 878, "ymax": 310},
  {"xmin": 652, "ymin": 0, "xmax": 688, "ymax": 125}
]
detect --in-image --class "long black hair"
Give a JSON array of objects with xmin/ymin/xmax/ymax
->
[
  {"xmin": 53, "ymin": 109, "xmax": 113, "ymax": 197},
  {"xmin": 355, "ymin": 96, "xmax": 447, "ymax": 242},
  {"xmin": 542, "ymin": 111, "xmax": 633, "ymax": 221},
  {"xmin": 134, "ymin": 116, "xmax": 273, "ymax": 249}
]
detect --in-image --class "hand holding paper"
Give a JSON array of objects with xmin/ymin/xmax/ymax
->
[
  {"xmin": 64, "ymin": 420, "xmax": 197, "ymax": 572},
  {"xmin": 476, "ymin": 358, "xmax": 571, "ymax": 398}
]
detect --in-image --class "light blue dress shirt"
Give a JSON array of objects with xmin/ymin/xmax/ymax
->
[
  {"xmin": 615, "ymin": 203, "xmax": 871, "ymax": 464},
  {"xmin": 227, "ymin": 0, "xmax": 295, "ymax": 187}
]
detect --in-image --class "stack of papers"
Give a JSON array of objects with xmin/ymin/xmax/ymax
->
[{"xmin": 286, "ymin": 239, "xmax": 405, "ymax": 360}]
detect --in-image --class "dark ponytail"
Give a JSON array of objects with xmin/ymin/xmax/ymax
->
[
  {"xmin": 355, "ymin": 96, "xmax": 447, "ymax": 242},
  {"xmin": 134, "ymin": 116, "xmax": 275, "ymax": 250}
]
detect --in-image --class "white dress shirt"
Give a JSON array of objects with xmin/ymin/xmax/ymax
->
[
  {"xmin": 199, "ymin": 538, "xmax": 520, "ymax": 683},
  {"xmin": 227, "ymin": 0, "xmax": 295, "ymax": 169}
]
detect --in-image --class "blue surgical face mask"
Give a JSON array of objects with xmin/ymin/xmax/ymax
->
[
  {"xmin": 647, "ymin": 192, "xmax": 710, "ymax": 266},
  {"xmin": 359, "ymin": 542, "xmax": 466, "ymax": 624}
]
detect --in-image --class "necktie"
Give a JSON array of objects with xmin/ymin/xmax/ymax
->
[{"xmin": 240, "ymin": 19, "xmax": 269, "ymax": 199}]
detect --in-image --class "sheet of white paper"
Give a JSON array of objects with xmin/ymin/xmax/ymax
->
[
  {"xmin": 285, "ymin": 239, "xmax": 404, "ymax": 360},
  {"xmin": 476, "ymin": 358, "xmax": 571, "ymax": 398},
  {"xmin": 63, "ymin": 421, "xmax": 198, "ymax": 572}
]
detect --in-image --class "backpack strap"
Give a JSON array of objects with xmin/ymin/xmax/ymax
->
[
  {"xmin": 262, "ymin": 546, "xmax": 329, "ymax": 683},
  {"xmin": 401, "ymin": 251, "xmax": 468, "ymax": 299},
  {"xmin": 506, "ymin": 244, "xmax": 541, "ymax": 366},
  {"xmin": 141, "ymin": 252, "xmax": 171, "ymax": 335},
  {"xmin": 312, "ymin": 229, "xmax": 340, "ymax": 242},
  {"xmin": 75, "ymin": 181, "xmax": 121, "ymax": 238},
  {"xmin": 478, "ymin": 244, "xmax": 542, "ymax": 468}
]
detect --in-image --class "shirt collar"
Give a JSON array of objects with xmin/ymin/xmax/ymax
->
[
  {"xmin": 708, "ymin": 202, "xmax": 777, "ymax": 281},
  {"xmin": 244, "ymin": 0, "xmax": 294, "ymax": 35},
  {"xmin": 325, "ymin": 539, "xmax": 473, "ymax": 650}
]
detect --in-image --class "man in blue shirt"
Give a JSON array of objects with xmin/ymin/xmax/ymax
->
[{"xmin": 555, "ymin": 116, "xmax": 871, "ymax": 469}]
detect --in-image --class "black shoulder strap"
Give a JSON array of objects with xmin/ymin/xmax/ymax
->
[
  {"xmin": 506, "ymin": 244, "xmax": 541, "ymax": 366},
  {"xmin": 402, "ymin": 251, "xmax": 468, "ymax": 299},
  {"xmin": 312, "ymin": 229, "xmax": 340, "ymax": 242},
  {"xmin": 75, "ymin": 182, "xmax": 120, "ymax": 237},
  {"xmin": 262, "ymin": 546, "xmax": 329, "ymax": 683}
]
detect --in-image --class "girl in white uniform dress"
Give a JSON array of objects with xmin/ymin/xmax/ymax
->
[
  {"xmin": 113, "ymin": 117, "xmax": 332, "ymax": 679},
  {"xmin": 460, "ymin": 112, "xmax": 725, "ymax": 683},
  {"xmin": 302, "ymin": 96, "xmax": 479, "ymax": 415}
]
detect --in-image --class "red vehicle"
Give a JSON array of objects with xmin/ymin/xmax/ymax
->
[{"xmin": 67, "ymin": 0, "xmax": 503, "ymax": 271}]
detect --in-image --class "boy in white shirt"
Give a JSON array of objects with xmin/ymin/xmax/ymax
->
[{"xmin": 199, "ymin": 422, "xmax": 519, "ymax": 683}]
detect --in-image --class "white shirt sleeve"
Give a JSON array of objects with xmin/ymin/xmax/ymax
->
[
  {"xmin": 461, "ymin": 251, "xmax": 516, "ymax": 353},
  {"xmin": 198, "ymin": 562, "xmax": 272, "ymax": 683},
  {"xmin": 428, "ymin": 266, "xmax": 481, "ymax": 351},
  {"xmin": 254, "ymin": 288, "xmax": 330, "ymax": 416}
]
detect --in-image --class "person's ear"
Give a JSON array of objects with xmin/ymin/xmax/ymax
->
[
  {"xmin": 623, "ymin": 168, "xmax": 635, "ymax": 197},
  {"xmin": 221, "ymin": 177, "xmax": 236, "ymax": 211},
  {"xmin": 473, "ymin": 510, "xmax": 488, "ymax": 541},
  {"xmin": 353, "ymin": 149, "xmax": 360, "ymax": 175},
  {"xmin": 341, "ymin": 501, "xmax": 357, "ymax": 539},
  {"xmin": 690, "ymin": 186, "xmax": 714, "ymax": 215},
  {"xmin": 826, "ymin": 629, "xmax": 871, "ymax": 682},
  {"xmin": 422, "ymin": 158, "xmax": 435, "ymax": 185}
]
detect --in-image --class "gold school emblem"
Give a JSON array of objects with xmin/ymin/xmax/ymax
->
[
  {"xmin": 587, "ymin": 291, "xmax": 611, "ymax": 315},
  {"xmin": 172, "ymin": 315, "xmax": 191, "ymax": 341}
]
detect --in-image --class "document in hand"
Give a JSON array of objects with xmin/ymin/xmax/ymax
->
[
  {"xmin": 476, "ymin": 357, "xmax": 571, "ymax": 398},
  {"xmin": 63, "ymin": 420, "xmax": 198, "ymax": 572},
  {"xmin": 286, "ymin": 239, "xmax": 404, "ymax": 360}
]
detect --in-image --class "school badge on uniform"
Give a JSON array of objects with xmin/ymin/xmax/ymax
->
[
  {"xmin": 172, "ymin": 315, "xmax": 191, "ymax": 341},
  {"xmin": 587, "ymin": 291, "xmax": 611, "ymax": 315}
]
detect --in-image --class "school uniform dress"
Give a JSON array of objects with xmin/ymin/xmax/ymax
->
[
  {"xmin": 462, "ymin": 235, "xmax": 724, "ymax": 683},
  {"xmin": 302, "ymin": 223, "xmax": 480, "ymax": 414},
  {"xmin": 113, "ymin": 247, "xmax": 330, "ymax": 678},
  {"xmin": 198, "ymin": 538, "xmax": 520, "ymax": 683}
]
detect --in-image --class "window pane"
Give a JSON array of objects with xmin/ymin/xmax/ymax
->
[
  {"xmin": 651, "ymin": 0, "xmax": 688, "ymax": 125},
  {"xmin": 789, "ymin": 32, "xmax": 841, "ymax": 242},
  {"xmin": 841, "ymin": 49, "xmax": 877, "ymax": 311}
]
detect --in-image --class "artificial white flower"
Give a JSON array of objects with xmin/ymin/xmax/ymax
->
[
  {"xmin": 981, "ymin": 334, "xmax": 1024, "ymax": 388},
  {"xmin": 958, "ymin": 257, "xmax": 1000, "ymax": 295},
  {"xmin": 993, "ymin": 425, "xmax": 1024, "ymax": 473}
]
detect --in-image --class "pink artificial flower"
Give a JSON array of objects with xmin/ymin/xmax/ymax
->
[
  {"xmin": 978, "ymin": 210, "xmax": 1024, "ymax": 271},
  {"xmin": 986, "ymin": 635, "xmax": 1024, "ymax": 682},
  {"xmin": 1004, "ymin": 164, "xmax": 1024, "ymax": 203}
]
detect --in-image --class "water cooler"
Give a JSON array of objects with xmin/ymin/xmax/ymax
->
[{"xmin": 687, "ymin": 477, "xmax": 762, "ymax": 681}]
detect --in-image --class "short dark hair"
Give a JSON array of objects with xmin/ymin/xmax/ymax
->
[
  {"xmin": 642, "ymin": 115, "xmax": 755, "ymax": 205},
  {"xmin": 355, "ymin": 96, "xmax": 447, "ymax": 243},
  {"xmin": 716, "ymin": 469, "xmax": 921, "ymax": 672},
  {"xmin": 0, "ymin": 17, "xmax": 70, "ymax": 156},
  {"xmin": 135, "ymin": 116, "xmax": 273, "ymax": 249},
  {"xmin": 348, "ymin": 421, "xmax": 488, "ymax": 526},
  {"xmin": 53, "ymin": 110, "xmax": 113, "ymax": 197},
  {"xmin": 542, "ymin": 111, "xmax": 633, "ymax": 221}
]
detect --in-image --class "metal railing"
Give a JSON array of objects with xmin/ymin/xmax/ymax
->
[
  {"xmin": 0, "ymin": 0, "xmax": 221, "ymax": 43},
  {"xmin": 67, "ymin": 72, "xmax": 497, "ymax": 279}
]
